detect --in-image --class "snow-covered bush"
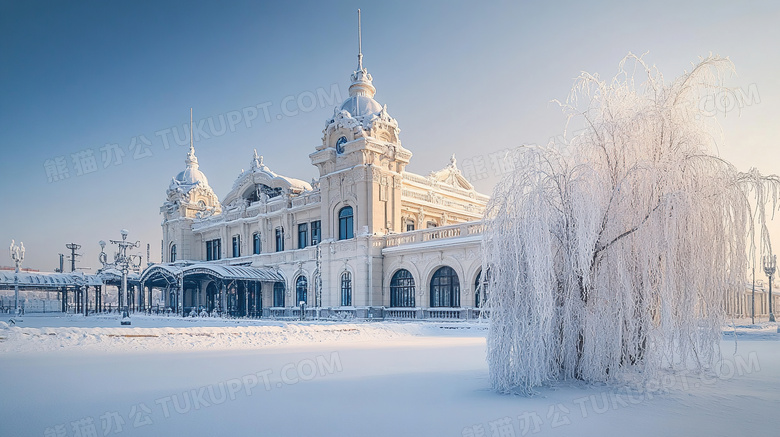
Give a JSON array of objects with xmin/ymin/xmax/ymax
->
[{"xmin": 483, "ymin": 54, "xmax": 780, "ymax": 394}]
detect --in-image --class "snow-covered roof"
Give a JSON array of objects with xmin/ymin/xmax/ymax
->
[
  {"xmin": 0, "ymin": 270, "xmax": 103, "ymax": 289},
  {"xmin": 237, "ymin": 150, "xmax": 312, "ymax": 191},
  {"xmin": 169, "ymin": 145, "xmax": 211, "ymax": 192},
  {"xmin": 185, "ymin": 264, "xmax": 285, "ymax": 282},
  {"xmin": 428, "ymin": 155, "xmax": 475, "ymax": 191},
  {"xmin": 96, "ymin": 268, "xmax": 141, "ymax": 285},
  {"xmin": 221, "ymin": 150, "xmax": 313, "ymax": 208},
  {"xmin": 140, "ymin": 262, "xmax": 284, "ymax": 285},
  {"xmin": 332, "ymin": 63, "xmax": 396, "ymax": 130},
  {"xmin": 340, "ymin": 95, "xmax": 383, "ymax": 118}
]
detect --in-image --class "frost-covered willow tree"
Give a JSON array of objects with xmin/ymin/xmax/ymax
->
[{"xmin": 483, "ymin": 54, "xmax": 780, "ymax": 394}]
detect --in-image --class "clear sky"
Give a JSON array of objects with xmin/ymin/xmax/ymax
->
[{"xmin": 1, "ymin": 0, "xmax": 778, "ymax": 272}]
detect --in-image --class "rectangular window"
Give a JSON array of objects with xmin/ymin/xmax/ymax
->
[
  {"xmin": 310, "ymin": 220, "xmax": 321, "ymax": 245},
  {"xmin": 253, "ymin": 233, "xmax": 261, "ymax": 254},
  {"xmin": 273, "ymin": 282, "xmax": 285, "ymax": 307},
  {"xmin": 206, "ymin": 239, "xmax": 221, "ymax": 261},
  {"xmin": 406, "ymin": 221, "xmax": 415, "ymax": 232},
  {"xmin": 426, "ymin": 221, "xmax": 438, "ymax": 229},
  {"xmin": 339, "ymin": 207, "xmax": 354, "ymax": 240},
  {"xmin": 232, "ymin": 235, "xmax": 241, "ymax": 257},
  {"xmin": 298, "ymin": 223, "xmax": 308, "ymax": 249},
  {"xmin": 275, "ymin": 228, "xmax": 284, "ymax": 252}
]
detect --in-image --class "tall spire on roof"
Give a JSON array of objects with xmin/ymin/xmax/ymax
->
[
  {"xmin": 357, "ymin": 9, "xmax": 363, "ymax": 71},
  {"xmin": 349, "ymin": 9, "xmax": 375, "ymax": 99},
  {"xmin": 185, "ymin": 107, "xmax": 199, "ymax": 168}
]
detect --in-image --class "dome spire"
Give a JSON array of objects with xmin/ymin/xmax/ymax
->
[
  {"xmin": 169, "ymin": 107, "xmax": 211, "ymax": 192},
  {"xmin": 349, "ymin": 9, "xmax": 375, "ymax": 99},
  {"xmin": 357, "ymin": 9, "xmax": 363, "ymax": 71},
  {"xmin": 185, "ymin": 107, "xmax": 199, "ymax": 168}
]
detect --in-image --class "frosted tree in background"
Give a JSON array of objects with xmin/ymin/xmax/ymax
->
[{"xmin": 483, "ymin": 54, "xmax": 780, "ymax": 394}]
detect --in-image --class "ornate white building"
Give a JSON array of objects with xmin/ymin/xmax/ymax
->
[{"xmin": 140, "ymin": 39, "xmax": 490, "ymax": 320}]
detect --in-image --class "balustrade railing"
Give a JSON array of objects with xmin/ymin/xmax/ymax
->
[{"xmin": 385, "ymin": 221, "xmax": 484, "ymax": 248}]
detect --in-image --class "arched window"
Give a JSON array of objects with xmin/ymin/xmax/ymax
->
[
  {"xmin": 341, "ymin": 272, "xmax": 352, "ymax": 306},
  {"xmin": 253, "ymin": 232, "xmax": 261, "ymax": 255},
  {"xmin": 338, "ymin": 206, "xmax": 354, "ymax": 240},
  {"xmin": 390, "ymin": 269, "xmax": 415, "ymax": 307},
  {"xmin": 206, "ymin": 282, "xmax": 218, "ymax": 311},
  {"xmin": 430, "ymin": 266, "xmax": 460, "ymax": 308},
  {"xmin": 475, "ymin": 270, "xmax": 489, "ymax": 308},
  {"xmin": 295, "ymin": 276, "xmax": 308, "ymax": 305},
  {"xmin": 273, "ymin": 282, "xmax": 285, "ymax": 307},
  {"xmin": 170, "ymin": 244, "xmax": 177, "ymax": 262}
]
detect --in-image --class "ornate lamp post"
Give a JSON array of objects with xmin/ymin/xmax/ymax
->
[
  {"xmin": 315, "ymin": 244, "xmax": 322, "ymax": 318},
  {"xmin": 764, "ymin": 254, "xmax": 777, "ymax": 322},
  {"xmin": 98, "ymin": 230, "xmax": 142, "ymax": 325},
  {"xmin": 9, "ymin": 240, "xmax": 25, "ymax": 320}
]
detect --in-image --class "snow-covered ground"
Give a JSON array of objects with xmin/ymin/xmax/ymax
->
[{"xmin": 0, "ymin": 314, "xmax": 778, "ymax": 437}]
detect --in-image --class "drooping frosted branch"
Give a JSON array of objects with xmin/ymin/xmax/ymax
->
[{"xmin": 484, "ymin": 55, "xmax": 780, "ymax": 394}]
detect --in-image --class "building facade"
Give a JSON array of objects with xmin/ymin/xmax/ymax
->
[{"xmin": 145, "ymin": 47, "xmax": 490, "ymax": 319}]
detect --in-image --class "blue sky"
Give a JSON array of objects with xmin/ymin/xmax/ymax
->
[{"xmin": 1, "ymin": 0, "xmax": 778, "ymax": 271}]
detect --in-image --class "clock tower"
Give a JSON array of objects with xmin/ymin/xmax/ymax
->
[{"xmin": 309, "ymin": 12, "xmax": 411, "ymax": 241}]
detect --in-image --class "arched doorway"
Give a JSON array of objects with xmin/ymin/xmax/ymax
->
[
  {"xmin": 390, "ymin": 269, "xmax": 415, "ymax": 307},
  {"xmin": 206, "ymin": 282, "xmax": 218, "ymax": 312},
  {"xmin": 295, "ymin": 276, "xmax": 308, "ymax": 305},
  {"xmin": 430, "ymin": 266, "xmax": 460, "ymax": 307}
]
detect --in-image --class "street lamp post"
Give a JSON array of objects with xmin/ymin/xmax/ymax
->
[
  {"xmin": 764, "ymin": 254, "xmax": 777, "ymax": 323},
  {"xmin": 98, "ymin": 230, "xmax": 142, "ymax": 326},
  {"xmin": 9, "ymin": 240, "xmax": 25, "ymax": 320},
  {"xmin": 751, "ymin": 266, "xmax": 756, "ymax": 325},
  {"xmin": 315, "ymin": 244, "xmax": 322, "ymax": 318}
]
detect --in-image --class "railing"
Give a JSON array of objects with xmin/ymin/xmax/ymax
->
[
  {"xmin": 385, "ymin": 309, "xmax": 417, "ymax": 319},
  {"xmin": 467, "ymin": 223, "xmax": 485, "ymax": 235},
  {"xmin": 385, "ymin": 221, "xmax": 484, "ymax": 248},
  {"xmin": 471, "ymin": 308, "xmax": 488, "ymax": 319},
  {"xmin": 401, "ymin": 172, "xmax": 490, "ymax": 200},
  {"xmin": 383, "ymin": 308, "xmax": 487, "ymax": 320},
  {"xmin": 266, "ymin": 307, "xmax": 316, "ymax": 319},
  {"xmin": 423, "ymin": 226, "xmax": 460, "ymax": 241},
  {"xmin": 289, "ymin": 308, "xmax": 319, "ymax": 319},
  {"xmin": 292, "ymin": 192, "xmax": 321, "ymax": 208},
  {"xmin": 329, "ymin": 309, "xmax": 356, "ymax": 320},
  {"xmin": 267, "ymin": 308, "xmax": 288, "ymax": 318},
  {"xmin": 267, "ymin": 200, "xmax": 286, "ymax": 213},
  {"xmin": 206, "ymin": 246, "xmax": 315, "ymax": 267},
  {"xmin": 427, "ymin": 309, "xmax": 462, "ymax": 319},
  {"xmin": 402, "ymin": 172, "xmax": 430, "ymax": 185}
]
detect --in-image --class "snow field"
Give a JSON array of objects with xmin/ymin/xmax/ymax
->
[
  {"xmin": 0, "ymin": 314, "xmax": 488, "ymax": 354},
  {"xmin": 0, "ymin": 316, "xmax": 777, "ymax": 437}
]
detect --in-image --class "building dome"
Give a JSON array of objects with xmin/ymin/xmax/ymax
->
[
  {"xmin": 174, "ymin": 166, "xmax": 209, "ymax": 187},
  {"xmin": 170, "ymin": 144, "xmax": 210, "ymax": 191},
  {"xmin": 340, "ymin": 95, "xmax": 383, "ymax": 118}
]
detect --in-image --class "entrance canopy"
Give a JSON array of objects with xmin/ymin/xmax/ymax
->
[
  {"xmin": 97, "ymin": 268, "xmax": 142, "ymax": 287},
  {"xmin": 140, "ymin": 262, "xmax": 284, "ymax": 288},
  {"xmin": 0, "ymin": 271, "xmax": 103, "ymax": 290}
]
